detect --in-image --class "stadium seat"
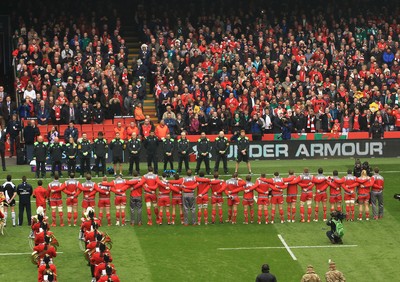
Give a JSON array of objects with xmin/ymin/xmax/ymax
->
[
  {"xmin": 81, "ymin": 124, "xmax": 93, "ymax": 134},
  {"xmin": 103, "ymin": 119, "xmax": 113, "ymax": 125},
  {"xmin": 37, "ymin": 125, "xmax": 48, "ymax": 136},
  {"xmin": 114, "ymin": 117, "xmax": 124, "ymax": 125},
  {"xmin": 103, "ymin": 124, "xmax": 115, "ymax": 132}
]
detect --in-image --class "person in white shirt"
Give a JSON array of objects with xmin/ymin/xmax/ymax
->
[{"xmin": 23, "ymin": 84, "xmax": 36, "ymax": 100}]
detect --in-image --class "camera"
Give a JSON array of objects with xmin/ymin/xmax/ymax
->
[
  {"xmin": 394, "ymin": 194, "xmax": 400, "ymax": 201},
  {"xmin": 330, "ymin": 211, "xmax": 346, "ymax": 221}
]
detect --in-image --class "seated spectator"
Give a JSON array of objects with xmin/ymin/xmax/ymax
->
[
  {"xmin": 155, "ymin": 120, "xmax": 169, "ymax": 140},
  {"xmin": 134, "ymin": 102, "xmax": 145, "ymax": 122},
  {"xmin": 126, "ymin": 121, "xmax": 140, "ymax": 139},
  {"xmin": 114, "ymin": 122, "xmax": 126, "ymax": 140},
  {"xmin": 47, "ymin": 126, "xmax": 59, "ymax": 144}
]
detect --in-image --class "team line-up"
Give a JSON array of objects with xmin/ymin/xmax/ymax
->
[{"xmin": 5, "ymin": 166, "xmax": 385, "ymax": 227}]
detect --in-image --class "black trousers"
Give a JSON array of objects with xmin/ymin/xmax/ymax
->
[
  {"xmin": 214, "ymin": 153, "xmax": 228, "ymax": 172},
  {"xmin": 129, "ymin": 155, "xmax": 140, "ymax": 174},
  {"xmin": 178, "ymin": 154, "xmax": 189, "ymax": 173},
  {"xmin": 0, "ymin": 149, "xmax": 5, "ymax": 170},
  {"xmin": 163, "ymin": 154, "xmax": 174, "ymax": 171},
  {"xmin": 147, "ymin": 154, "xmax": 158, "ymax": 173},
  {"xmin": 52, "ymin": 160, "xmax": 62, "ymax": 176},
  {"xmin": 326, "ymin": 231, "xmax": 342, "ymax": 244},
  {"xmin": 19, "ymin": 200, "xmax": 31, "ymax": 226},
  {"xmin": 196, "ymin": 155, "xmax": 210, "ymax": 173},
  {"xmin": 67, "ymin": 158, "xmax": 76, "ymax": 176},
  {"xmin": 36, "ymin": 161, "xmax": 46, "ymax": 177},
  {"xmin": 80, "ymin": 157, "xmax": 91, "ymax": 176},
  {"xmin": 95, "ymin": 156, "xmax": 106, "ymax": 176}
]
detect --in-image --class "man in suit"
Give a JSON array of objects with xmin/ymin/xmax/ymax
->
[
  {"xmin": 6, "ymin": 114, "xmax": 21, "ymax": 158},
  {"xmin": 1, "ymin": 96, "xmax": 17, "ymax": 124},
  {"xmin": 0, "ymin": 124, "xmax": 6, "ymax": 171}
]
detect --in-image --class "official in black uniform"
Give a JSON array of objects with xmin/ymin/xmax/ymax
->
[
  {"xmin": 93, "ymin": 132, "xmax": 108, "ymax": 177},
  {"xmin": 195, "ymin": 132, "xmax": 211, "ymax": 174},
  {"xmin": 177, "ymin": 131, "xmax": 190, "ymax": 173},
  {"xmin": 235, "ymin": 130, "xmax": 252, "ymax": 174},
  {"xmin": 33, "ymin": 136, "xmax": 48, "ymax": 178},
  {"xmin": 127, "ymin": 132, "xmax": 141, "ymax": 175},
  {"xmin": 162, "ymin": 133, "xmax": 175, "ymax": 171},
  {"xmin": 143, "ymin": 131, "xmax": 159, "ymax": 174},
  {"xmin": 49, "ymin": 137, "xmax": 64, "ymax": 177},
  {"xmin": 214, "ymin": 131, "xmax": 229, "ymax": 174},
  {"xmin": 0, "ymin": 125, "xmax": 6, "ymax": 171},
  {"xmin": 65, "ymin": 136, "xmax": 78, "ymax": 175},
  {"xmin": 16, "ymin": 176, "xmax": 33, "ymax": 225},
  {"xmin": 109, "ymin": 132, "xmax": 126, "ymax": 176},
  {"xmin": 78, "ymin": 133, "xmax": 92, "ymax": 177}
]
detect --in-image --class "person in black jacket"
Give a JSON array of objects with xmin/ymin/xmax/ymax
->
[
  {"xmin": 255, "ymin": 264, "xmax": 277, "ymax": 282},
  {"xmin": 16, "ymin": 176, "xmax": 33, "ymax": 226},
  {"xmin": 23, "ymin": 120, "xmax": 40, "ymax": 163},
  {"xmin": 92, "ymin": 102, "xmax": 105, "ymax": 124},
  {"xmin": 33, "ymin": 136, "xmax": 48, "ymax": 179},
  {"xmin": 78, "ymin": 133, "xmax": 92, "ymax": 177},
  {"xmin": 195, "ymin": 132, "xmax": 211, "ymax": 175},
  {"xmin": 162, "ymin": 133, "xmax": 175, "ymax": 171},
  {"xmin": 214, "ymin": 131, "xmax": 229, "ymax": 174},
  {"xmin": 369, "ymin": 121, "xmax": 384, "ymax": 139},
  {"xmin": 235, "ymin": 130, "xmax": 252, "ymax": 174},
  {"xmin": 177, "ymin": 131, "xmax": 190, "ymax": 174},
  {"xmin": 49, "ymin": 137, "xmax": 64, "ymax": 177},
  {"xmin": 6, "ymin": 114, "xmax": 21, "ymax": 157},
  {"xmin": 0, "ymin": 125, "xmax": 6, "ymax": 171},
  {"xmin": 64, "ymin": 122, "xmax": 79, "ymax": 143},
  {"xmin": 93, "ymin": 131, "xmax": 108, "ymax": 177},
  {"xmin": 109, "ymin": 132, "xmax": 126, "ymax": 176},
  {"xmin": 127, "ymin": 132, "xmax": 141, "ymax": 175},
  {"xmin": 65, "ymin": 137, "xmax": 78, "ymax": 176},
  {"xmin": 79, "ymin": 102, "xmax": 92, "ymax": 124},
  {"xmin": 143, "ymin": 131, "xmax": 159, "ymax": 174}
]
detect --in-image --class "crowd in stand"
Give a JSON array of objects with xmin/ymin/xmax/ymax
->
[{"xmin": 134, "ymin": 0, "xmax": 400, "ymax": 138}]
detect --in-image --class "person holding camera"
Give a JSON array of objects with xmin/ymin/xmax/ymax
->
[
  {"xmin": 250, "ymin": 114, "xmax": 264, "ymax": 141},
  {"xmin": 326, "ymin": 210, "xmax": 345, "ymax": 244}
]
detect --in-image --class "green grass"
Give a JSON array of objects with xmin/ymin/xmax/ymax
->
[{"xmin": 1, "ymin": 158, "xmax": 400, "ymax": 281}]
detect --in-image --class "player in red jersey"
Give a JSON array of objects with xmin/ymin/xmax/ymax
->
[
  {"xmin": 255, "ymin": 174, "xmax": 271, "ymax": 224},
  {"xmin": 94, "ymin": 254, "xmax": 116, "ymax": 281},
  {"xmin": 341, "ymin": 169, "xmax": 358, "ymax": 221},
  {"xmin": 241, "ymin": 175, "xmax": 258, "ymax": 224},
  {"xmin": 298, "ymin": 168, "xmax": 314, "ymax": 223},
  {"xmin": 96, "ymin": 177, "xmax": 112, "ymax": 226},
  {"xmin": 47, "ymin": 174, "xmax": 64, "ymax": 227},
  {"xmin": 38, "ymin": 254, "xmax": 57, "ymax": 282},
  {"xmin": 32, "ymin": 235, "xmax": 57, "ymax": 266},
  {"xmin": 210, "ymin": 173, "xmax": 226, "ymax": 224},
  {"xmin": 61, "ymin": 173, "xmax": 82, "ymax": 226},
  {"xmin": 370, "ymin": 167, "xmax": 384, "ymax": 220},
  {"xmin": 263, "ymin": 172, "xmax": 287, "ymax": 224},
  {"xmin": 32, "ymin": 180, "xmax": 48, "ymax": 212},
  {"xmin": 104, "ymin": 175, "xmax": 129, "ymax": 226},
  {"xmin": 134, "ymin": 167, "xmax": 160, "ymax": 225},
  {"xmin": 157, "ymin": 173, "xmax": 174, "ymax": 225},
  {"xmin": 79, "ymin": 174, "xmax": 98, "ymax": 215},
  {"xmin": 327, "ymin": 170, "xmax": 344, "ymax": 212},
  {"xmin": 168, "ymin": 174, "xmax": 184, "ymax": 225},
  {"xmin": 225, "ymin": 173, "xmax": 246, "ymax": 224},
  {"xmin": 97, "ymin": 265, "xmax": 120, "ymax": 282},
  {"xmin": 283, "ymin": 170, "xmax": 300, "ymax": 222},
  {"xmin": 195, "ymin": 171, "xmax": 211, "ymax": 225},
  {"xmin": 312, "ymin": 168, "xmax": 329, "ymax": 222},
  {"xmin": 357, "ymin": 170, "xmax": 374, "ymax": 220},
  {"xmin": 126, "ymin": 172, "xmax": 141, "ymax": 226}
]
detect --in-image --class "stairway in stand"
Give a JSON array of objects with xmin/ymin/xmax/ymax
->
[{"xmin": 124, "ymin": 25, "xmax": 158, "ymax": 125}]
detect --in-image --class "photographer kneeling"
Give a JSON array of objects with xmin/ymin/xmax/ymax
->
[{"xmin": 326, "ymin": 210, "xmax": 345, "ymax": 244}]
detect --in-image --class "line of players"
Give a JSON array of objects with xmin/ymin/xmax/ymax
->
[
  {"xmin": 30, "ymin": 207, "xmax": 58, "ymax": 282},
  {"xmin": 34, "ymin": 165, "xmax": 384, "ymax": 226},
  {"xmin": 81, "ymin": 208, "xmax": 119, "ymax": 282}
]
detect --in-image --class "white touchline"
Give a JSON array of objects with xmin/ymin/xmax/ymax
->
[
  {"xmin": 217, "ymin": 245, "xmax": 358, "ymax": 251},
  {"xmin": 0, "ymin": 252, "xmax": 64, "ymax": 256},
  {"xmin": 278, "ymin": 234, "xmax": 297, "ymax": 260}
]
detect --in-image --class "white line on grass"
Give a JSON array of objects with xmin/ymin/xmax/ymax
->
[
  {"xmin": 218, "ymin": 245, "xmax": 358, "ymax": 251},
  {"xmin": 0, "ymin": 252, "xmax": 64, "ymax": 256},
  {"xmin": 278, "ymin": 234, "xmax": 297, "ymax": 260}
]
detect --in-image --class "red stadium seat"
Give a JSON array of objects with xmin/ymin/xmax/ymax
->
[
  {"xmin": 113, "ymin": 117, "xmax": 124, "ymax": 125},
  {"xmin": 103, "ymin": 119, "xmax": 113, "ymax": 125},
  {"xmin": 103, "ymin": 124, "xmax": 115, "ymax": 132},
  {"xmin": 81, "ymin": 124, "xmax": 93, "ymax": 134},
  {"xmin": 37, "ymin": 125, "xmax": 48, "ymax": 136}
]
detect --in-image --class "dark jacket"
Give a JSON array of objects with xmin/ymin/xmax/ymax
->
[
  {"xmin": 214, "ymin": 136, "xmax": 229, "ymax": 154},
  {"xmin": 33, "ymin": 141, "xmax": 48, "ymax": 162},
  {"xmin": 255, "ymin": 272, "xmax": 277, "ymax": 282},
  {"xmin": 127, "ymin": 138, "xmax": 141, "ymax": 156},
  {"xmin": 6, "ymin": 120, "xmax": 21, "ymax": 138},
  {"xmin": 64, "ymin": 126, "xmax": 79, "ymax": 142},
  {"xmin": 162, "ymin": 137, "xmax": 175, "ymax": 154},
  {"xmin": 109, "ymin": 138, "xmax": 126, "ymax": 158},
  {"xmin": 93, "ymin": 138, "xmax": 108, "ymax": 157},
  {"xmin": 16, "ymin": 181, "xmax": 33, "ymax": 203},
  {"xmin": 177, "ymin": 137, "xmax": 190, "ymax": 154},
  {"xmin": 78, "ymin": 139, "xmax": 92, "ymax": 158},
  {"xmin": 197, "ymin": 137, "xmax": 211, "ymax": 154},
  {"xmin": 65, "ymin": 142, "xmax": 78, "ymax": 159},
  {"xmin": 0, "ymin": 129, "xmax": 6, "ymax": 151},
  {"xmin": 23, "ymin": 125, "xmax": 40, "ymax": 145},
  {"xmin": 143, "ymin": 135, "xmax": 159, "ymax": 154},
  {"xmin": 49, "ymin": 142, "xmax": 64, "ymax": 162}
]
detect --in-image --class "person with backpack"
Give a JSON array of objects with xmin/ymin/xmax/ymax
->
[{"xmin": 326, "ymin": 210, "xmax": 345, "ymax": 244}]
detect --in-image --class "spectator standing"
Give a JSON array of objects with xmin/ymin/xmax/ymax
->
[
  {"xmin": 23, "ymin": 120, "xmax": 40, "ymax": 163},
  {"xmin": 301, "ymin": 265, "xmax": 321, "ymax": 282},
  {"xmin": 16, "ymin": 176, "xmax": 33, "ymax": 226},
  {"xmin": 2, "ymin": 96, "xmax": 17, "ymax": 125},
  {"xmin": 36, "ymin": 100, "xmax": 50, "ymax": 125},
  {"xmin": 0, "ymin": 125, "xmax": 7, "ymax": 171},
  {"xmin": 369, "ymin": 121, "xmax": 384, "ymax": 139},
  {"xmin": 255, "ymin": 264, "xmax": 277, "ymax": 282},
  {"xmin": 325, "ymin": 261, "xmax": 345, "ymax": 282},
  {"xmin": 33, "ymin": 136, "xmax": 48, "ymax": 179}
]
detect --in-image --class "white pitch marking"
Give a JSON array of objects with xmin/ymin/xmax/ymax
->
[
  {"xmin": 278, "ymin": 234, "xmax": 297, "ymax": 260},
  {"xmin": 0, "ymin": 252, "xmax": 64, "ymax": 256},
  {"xmin": 218, "ymin": 245, "xmax": 358, "ymax": 251}
]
